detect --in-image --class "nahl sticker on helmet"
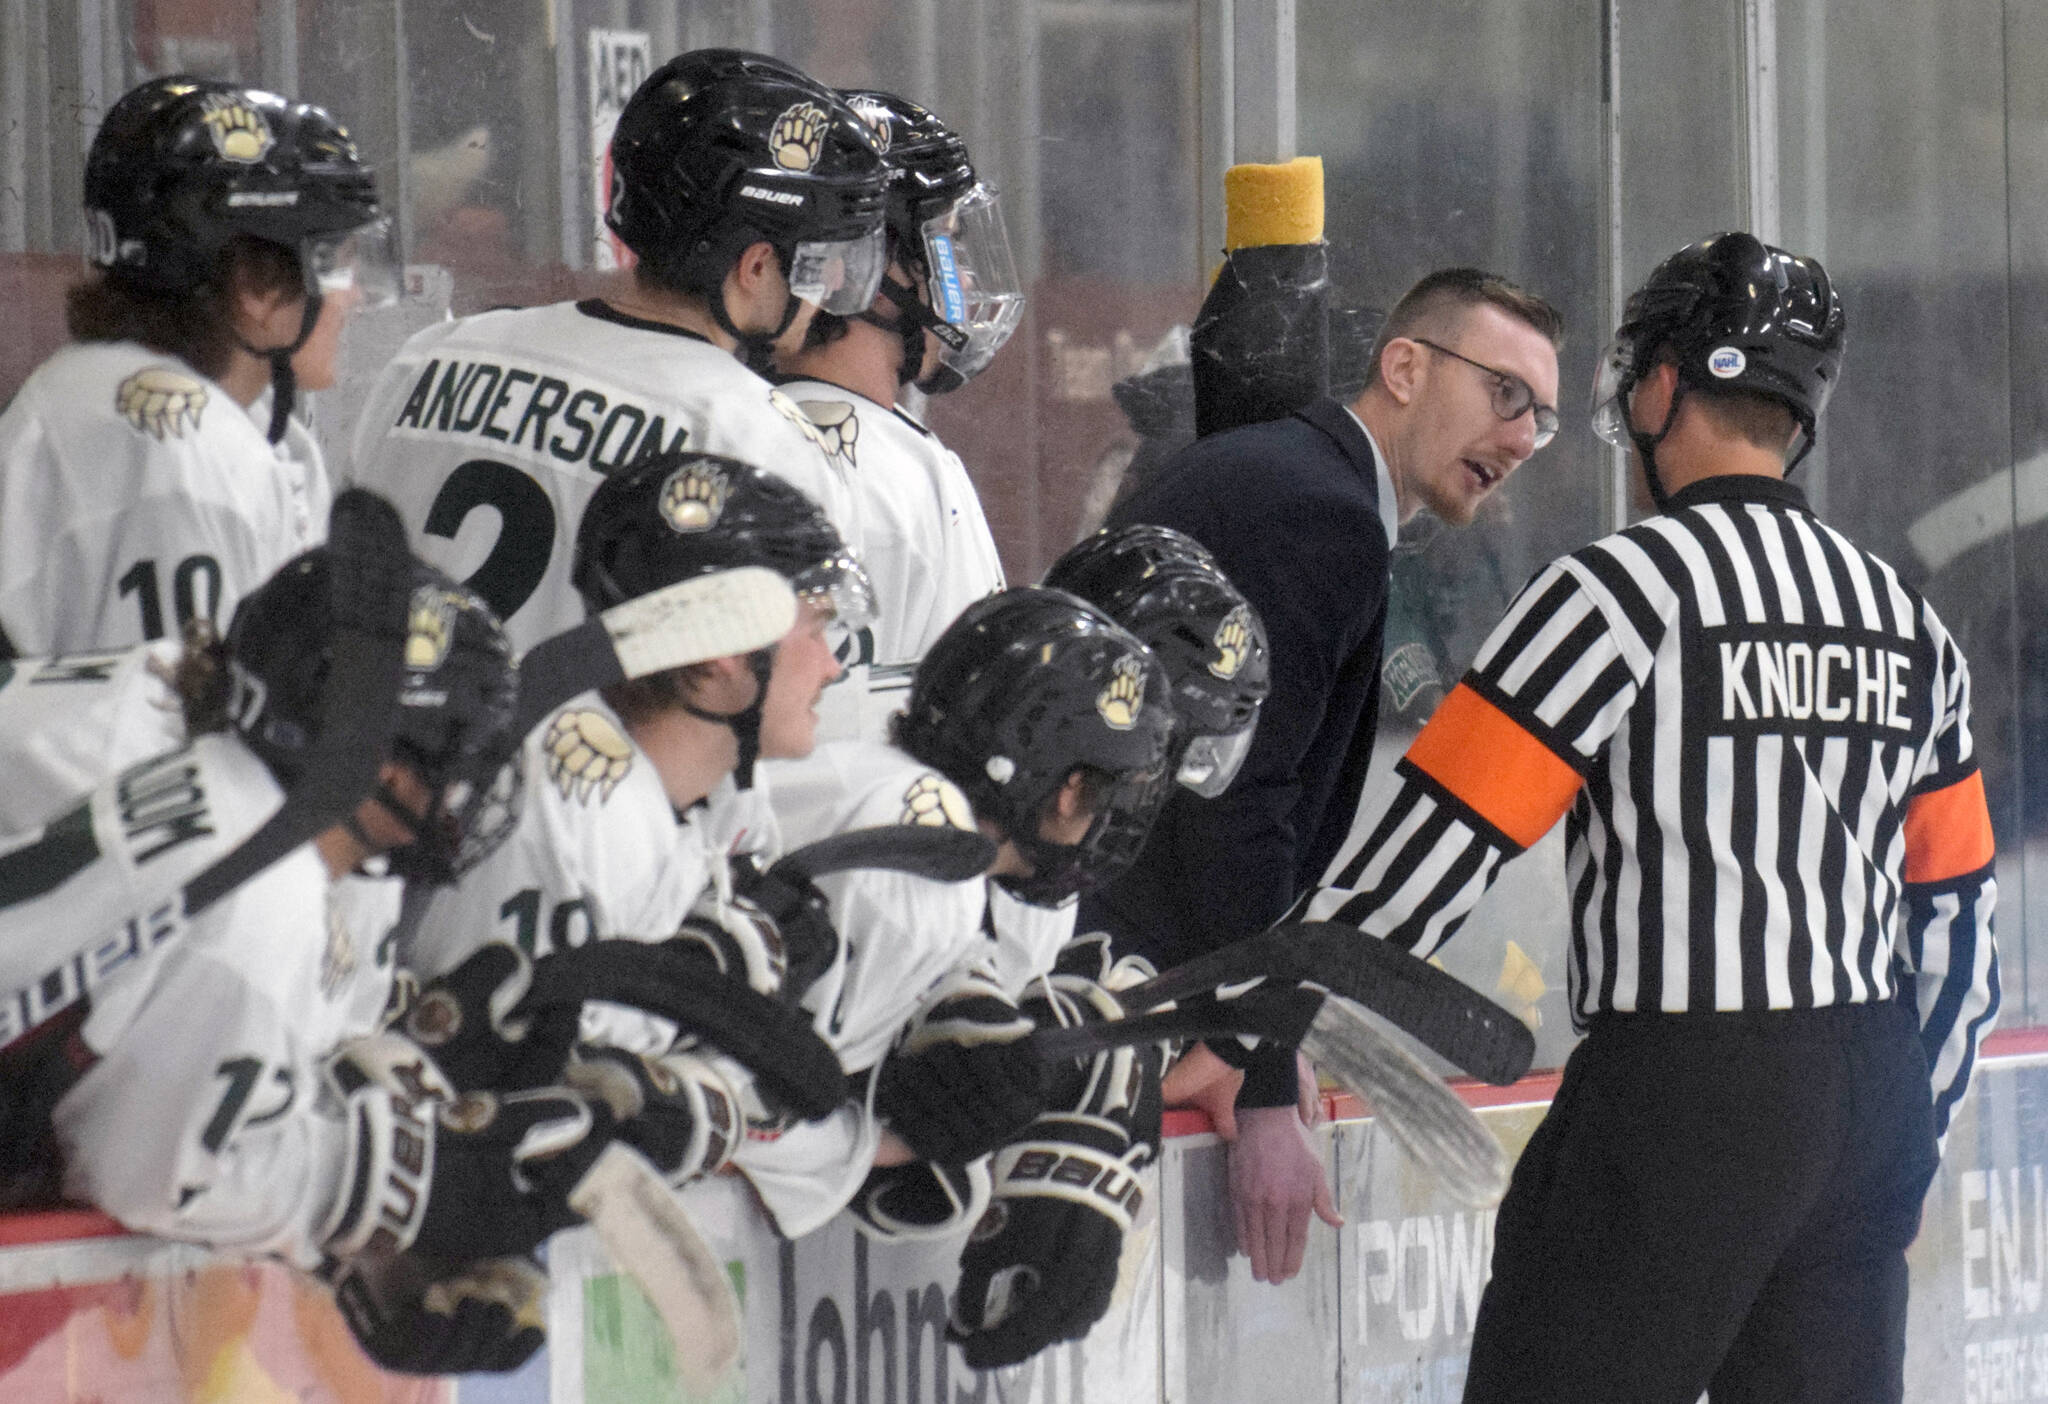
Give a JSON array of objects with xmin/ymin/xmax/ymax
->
[
  {"xmin": 404, "ymin": 588, "xmax": 458, "ymax": 671},
  {"xmin": 197, "ymin": 92, "xmax": 274, "ymax": 164},
  {"xmin": 116, "ymin": 367, "xmax": 208, "ymax": 440},
  {"xmin": 900, "ymin": 773, "xmax": 974, "ymax": 831},
  {"xmin": 800, "ymin": 400, "xmax": 859, "ymax": 470},
  {"xmin": 1209, "ymin": 606, "xmax": 1252, "ymax": 680},
  {"xmin": 1098, "ymin": 654, "xmax": 1146, "ymax": 731},
  {"xmin": 769, "ymin": 101, "xmax": 829, "ymax": 173},
  {"xmin": 1707, "ymin": 345, "xmax": 1747, "ymax": 379},
  {"xmin": 659, "ymin": 459, "xmax": 729, "ymax": 533},
  {"xmin": 544, "ymin": 708, "xmax": 634, "ymax": 804}
]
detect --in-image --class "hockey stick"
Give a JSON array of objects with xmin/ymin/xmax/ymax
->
[
  {"xmin": 1029, "ymin": 987, "xmax": 1509, "ymax": 1206},
  {"xmin": 0, "ymin": 490, "xmax": 414, "ymax": 1049},
  {"xmin": 513, "ymin": 566, "xmax": 799, "ymax": 734},
  {"xmin": 1116, "ymin": 920, "xmax": 1535, "ymax": 1087},
  {"xmin": 767, "ymin": 825, "xmax": 997, "ymax": 887}
]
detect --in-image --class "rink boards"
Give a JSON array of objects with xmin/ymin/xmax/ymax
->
[{"xmin": 1, "ymin": 1038, "xmax": 2044, "ymax": 1403}]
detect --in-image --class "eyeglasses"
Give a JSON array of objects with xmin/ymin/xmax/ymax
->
[{"xmin": 1413, "ymin": 338, "xmax": 1560, "ymax": 450}]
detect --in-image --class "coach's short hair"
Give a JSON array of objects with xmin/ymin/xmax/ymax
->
[{"xmin": 1366, "ymin": 268, "xmax": 1563, "ymax": 388}]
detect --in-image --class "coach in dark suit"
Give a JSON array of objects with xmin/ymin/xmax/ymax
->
[{"xmin": 1088, "ymin": 268, "xmax": 1564, "ymax": 1283}]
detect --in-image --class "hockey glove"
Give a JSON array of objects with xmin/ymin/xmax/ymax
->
[
  {"xmin": 564, "ymin": 1043, "xmax": 745, "ymax": 1187},
  {"xmin": 396, "ymin": 941, "xmax": 578, "ymax": 1093},
  {"xmin": 849, "ymin": 1158, "xmax": 993, "ymax": 1242},
  {"xmin": 875, "ymin": 967, "xmax": 1046, "ymax": 1165},
  {"xmin": 947, "ymin": 944, "xmax": 1164, "ymax": 1369},
  {"xmin": 731, "ymin": 852, "xmax": 839, "ymax": 1002},
  {"xmin": 329, "ymin": 1251, "xmax": 548, "ymax": 1376},
  {"xmin": 322, "ymin": 1034, "xmax": 618, "ymax": 1265}
]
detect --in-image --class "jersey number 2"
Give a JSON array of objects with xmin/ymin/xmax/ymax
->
[{"xmin": 422, "ymin": 460, "xmax": 555, "ymax": 622}]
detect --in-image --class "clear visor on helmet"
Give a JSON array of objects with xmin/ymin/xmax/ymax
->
[
  {"xmin": 919, "ymin": 183, "xmax": 1025, "ymax": 384},
  {"xmin": 789, "ymin": 225, "xmax": 889, "ymax": 315},
  {"xmin": 792, "ymin": 551, "xmax": 878, "ymax": 655},
  {"xmin": 1175, "ymin": 720, "xmax": 1257, "ymax": 798},
  {"xmin": 1589, "ymin": 334, "xmax": 1637, "ymax": 449},
  {"xmin": 307, "ymin": 217, "xmax": 401, "ymax": 308}
]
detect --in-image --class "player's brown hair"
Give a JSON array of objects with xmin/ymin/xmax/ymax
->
[
  {"xmin": 65, "ymin": 236, "xmax": 302, "ymax": 379},
  {"xmin": 1367, "ymin": 268, "xmax": 1564, "ymax": 388},
  {"xmin": 601, "ymin": 663, "xmax": 723, "ymax": 728}
]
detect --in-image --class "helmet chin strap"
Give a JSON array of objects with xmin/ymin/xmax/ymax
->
[
  {"xmin": 680, "ymin": 648, "xmax": 776, "ymax": 789},
  {"xmin": 861, "ymin": 274, "xmax": 965, "ymax": 388},
  {"xmin": 709, "ymin": 280, "xmax": 802, "ymax": 377},
  {"xmin": 1627, "ymin": 376, "xmax": 1685, "ymax": 513},
  {"xmin": 235, "ymin": 291, "xmax": 323, "ymax": 445}
]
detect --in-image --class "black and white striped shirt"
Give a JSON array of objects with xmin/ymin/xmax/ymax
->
[{"xmin": 1301, "ymin": 474, "xmax": 1999, "ymax": 1135}]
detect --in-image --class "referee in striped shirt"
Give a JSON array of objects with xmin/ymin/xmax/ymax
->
[{"xmin": 1300, "ymin": 232, "xmax": 1999, "ymax": 1403}]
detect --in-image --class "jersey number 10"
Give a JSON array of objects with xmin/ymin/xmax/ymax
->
[{"xmin": 119, "ymin": 555, "xmax": 223, "ymax": 641}]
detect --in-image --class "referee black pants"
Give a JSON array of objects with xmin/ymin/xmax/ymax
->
[{"xmin": 1460, "ymin": 999, "xmax": 1938, "ymax": 1404}]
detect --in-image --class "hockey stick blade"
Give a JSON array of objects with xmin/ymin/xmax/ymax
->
[
  {"xmin": 1028, "ymin": 989, "xmax": 1508, "ymax": 1206},
  {"xmin": 515, "ymin": 567, "xmax": 798, "ymax": 734},
  {"xmin": 1121, "ymin": 921, "xmax": 1535, "ymax": 1086},
  {"xmin": 568, "ymin": 1143, "xmax": 741, "ymax": 1397},
  {"xmin": 768, "ymin": 825, "xmax": 996, "ymax": 887}
]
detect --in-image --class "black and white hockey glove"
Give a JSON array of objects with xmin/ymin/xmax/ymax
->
[
  {"xmin": 730, "ymin": 852, "xmax": 839, "ymax": 1003},
  {"xmin": 321, "ymin": 1033, "xmax": 618, "ymax": 1266},
  {"xmin": 563, "ymin": 1043, "xmax": 746, "ymax": 1187},
  {"xmin": 947, "ymin": 941, "xmax": 1164, "ymax": 1369},
  {"xmin": 329, "ymin": 1251, "xmax": 549, "ymax": 1376},
  {"xmin": 849, "ymin": 1157, "xmax": 993, "ymax": 1242},
  {"xmin": 395, "ymin": 941, "xmax": 578, "ymax": 1093},
  {"xmin": 875, "ymin": 967, "xmax": 1046, "ymax": 1165}
]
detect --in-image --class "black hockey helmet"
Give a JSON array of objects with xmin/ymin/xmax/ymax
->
[
  {"xmin": 1043, "ymin": 525, "xmax": 1269, "ymax": 797},
  {"xmin": 572, "ymin": 450, "xmax": 873, "ymax": 784},
  {"xmin": 1591, "ymin": 231, "xmax": 1845, "ymax": 501},
  {"xmin": 894, "ymin": 587, "xmax": 1174, "ymax": 905},
  {"xmin": 836, "ymin": 89, "xmax": 1023, "ymax": 394},
  {"xmin": 84, "ymin": 76, "xmax": 391, "ymax": 441},
  {"xmin": 605, "ymin": 49, "xmax": 889, "ymax": 360},
  {"xmin": 226, "ymin": 522, "xmax": 519, "ymax": 884}
]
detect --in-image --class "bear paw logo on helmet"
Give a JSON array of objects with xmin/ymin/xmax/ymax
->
[
  {"xmin": 116, "ymin": 367, "xmax": 208, "ymax": 441},
  {"xmin": 1209, "ymin": 606, "xmax": 1252, "ymax": 681},
  {"xmin": 1097, "ymin": 654, "xmax": 1147, "ymax": 731},
  {"xmin": 769, "ymin": 102, "xmax": 829, "ymax": 172},
  {"xmin": 845, "ymin": 95, "xmax": 894, "ymax": 152},
  {"xmin": 659, "ymin": 460, "xmax": 730, "ymax": 533},
  {"xmin": 196, "ymin": 92, "xmax": 274, "ymax": 164},
  {"xmin": 404, "ymin": 589, "xmax": 458, "ymax": 671},
  {"xmin": 800, "ymin": 400, "xmax": 860, "ymax": 471},
  {"xmin": 900, "ymin": 773, "xmax": 975, "ymax": 831},
  {"xmin": 544, "ymin": 708, "xmax": 635, "ymax": 804}
]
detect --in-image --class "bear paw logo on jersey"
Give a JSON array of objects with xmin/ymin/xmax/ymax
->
[
  {"xmin": 1209, "ymin": 605, "xmax": 1252, "ymax": 680},
  {"xmin": 544, "ymin": 708, "xmax": 634, "ymax": 803},
  {"xmin": 1097, "ymin": 654, "xmax": 1146, "ymax": 731},
  {"xmin": 769, "ymin": 101, "xmax": 829, "ymax": 172},
  {"xmin": 800, "ymin": 400, "xmax": 860, "ymax": 471},
  {"xmin": 900, "ymin": 773, "xmax": 975, "ymax": 831},
  {"xmin": 404, "ymin": 588, "xmax": 458, "ymax": 672},
  {"xmin": 116, "ymin": 367, "xmax": 208, "ymax": 440},
  {"xmin": 768, "ymin": 387, "xmax": 835, "ymax": 454},
  {"xmin": 196, "ymin": 92, "xmax": 274, "ymax": 164},
  {"xmin": 845, "ymin": 95, "xmax": 893, "ymax": 152},
  {"xmin": 659, "ymin": 459, "xmax": 729, "ymax": 533}
]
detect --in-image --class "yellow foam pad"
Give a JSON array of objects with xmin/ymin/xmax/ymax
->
[{"xmin": 1223, "ymin": 156, "xmax": 1324, "ymax": 250}]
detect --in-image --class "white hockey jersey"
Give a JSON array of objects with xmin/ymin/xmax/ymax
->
[
  {"xmin": 0, "ymin": 643, "xmax": 186, "ymax": 831},
  {"xmin": 775, "ymin": 382, "xmax": 1005, "ymax": 740},
  {"xmin": 341, "ymin": 300, "xmax": 858, "ymax": 663},
  {"xmin": 731, "ymin": 739, "xmax": 990, "ymax": 1236},
  {"xmin": 0, "ymin": 736, "xmax": 396, "ymax": 1266},
  {"xmin": 0, "ymin": 342, "xmax": 330, "ymax": 656}
]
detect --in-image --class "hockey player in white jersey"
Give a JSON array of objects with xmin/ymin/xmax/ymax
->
[
  {"xmin": 0, "ymin": 76, "xmax": 390, "ymax": 657},
  {"xmin": 344, "ymin": 49, "xmax": 890, "ymax": 663},
  {"xmin": 396, "ymin": 452, "xmax": 873, "ymax": 1211},
  {"xmin": 0, "ymin": 643, "xmax": 188, "ymax": 831},
  {"xmin": 0, "ymin": 498, "xmax": 630, "ymax": 1376},
  {"xmin": 772, "ymin": 90, "xmax": 1019, "ymax": 734}
]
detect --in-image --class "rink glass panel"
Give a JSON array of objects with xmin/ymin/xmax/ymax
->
[{"xmin": 3, "ymin": 0, "xmax": 2047, "ymax": 1041}]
